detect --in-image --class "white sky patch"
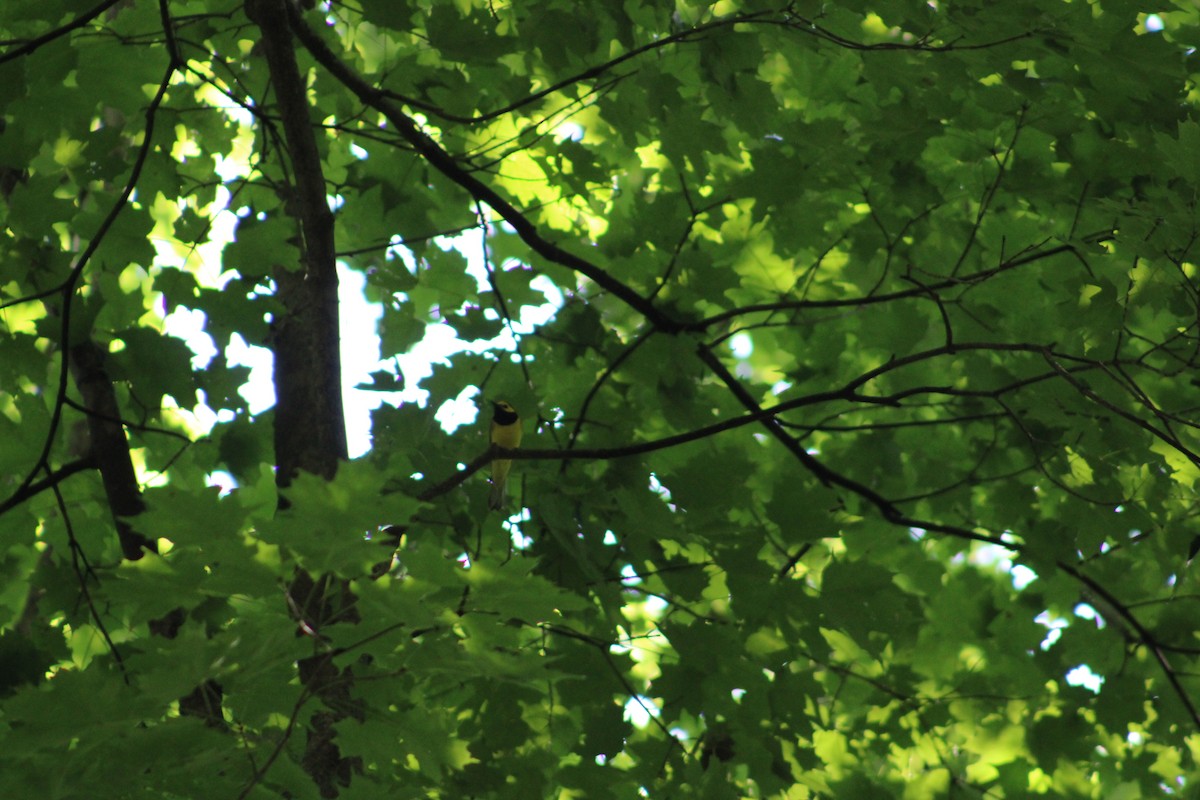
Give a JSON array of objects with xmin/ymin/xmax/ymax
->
[
  {"xmin": 648, "ymin": 473, "xmax": 672, "ymax": 503},
  {"xmin": 971, "ymin": 543, "xmax": 1037, "ymax": 590},
  {"xmin": 729, "ymin": 332, "xmax": 753, "ymax": 359},
  {"xmin": 434, "ymin": 385, "xmax": 483, "ymax": 432},
  {"xmin": 1010, "ymin": 564, "xmax": 1037, "ymax": 590},
  {"xmin": 642, "ymin": 594, "xmax": 668, "ymax": 615},
  {"xmin": 204, "ymin": 467, "xmax": 234, "ymax": 491},
  {"xmin": 163, "ymin": 306, "xmax": 217, "ymax": 369},
  {"xmin": 340, "ymin": 265, "xmax": 386, "ymax": 457},
  {"xmin": 1074, "ymin": 602, "xmax": 1105, "ymax": 628},
  {"xmin": 507, "ymin": 513, "xmax": 534, "ymax": 550},
  {"xmin": 554, "ymin": 121, "xmax": 585, "ymax": 142},
  {"xmin": 225, "ymin": 332, "xmax": 275, "ymax": 414},
  {"xmin": 1066, "ymin": 664, "xmax": 1104, "ymax": 693},
  {"xmin": 624, "ymin": 695, "xmax": 661, "ymax": 728},
  {"xmin": 1035, "ymin": 610, "xmax": 1067, "ymax": 650}
]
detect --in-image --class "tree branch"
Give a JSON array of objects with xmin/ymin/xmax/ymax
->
[
  {"xmin": 3, "ymin": 61, "xmax": 177, "ymax": 542},
  {"xmin": 286, "ymin": 6, "xmax": 679, "ymax": 333},
  {"xmin": 0, "ymin": 458, "xmax": 95, "ymax": 516},
  {"xmin": 0, "ymin": 0, "xmax": 124, "ymax": 65}
]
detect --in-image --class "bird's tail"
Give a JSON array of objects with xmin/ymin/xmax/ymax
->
[{"xmin": 488, "ymin": 477, "xmax": 507, "ymax": 510}]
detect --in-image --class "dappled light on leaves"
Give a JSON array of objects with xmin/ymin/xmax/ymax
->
[{"xmin": 2, "ymin": 0, "xmax": 1200, "ymax": 798}]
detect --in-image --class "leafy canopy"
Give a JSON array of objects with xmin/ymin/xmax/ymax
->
[{"xmin": 2, "ymin": 0, "xmax": 1200, "ymax": 798}]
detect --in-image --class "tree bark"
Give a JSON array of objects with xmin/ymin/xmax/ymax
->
[
  {"xmin": 246, "ymin": 0, "xmax": 347, "ymax": 488},
  {"xmin": 68, "ymin": 339, "xmax": 154, "ymax": 560},
  {"xmin": 245, "ymin": 3, "xmax": 355, "ymax": 794}
]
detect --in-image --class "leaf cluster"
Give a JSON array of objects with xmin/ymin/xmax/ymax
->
[{"xmin": 3, "ymin": 0, "xmax": 1200, "ymax": 797}]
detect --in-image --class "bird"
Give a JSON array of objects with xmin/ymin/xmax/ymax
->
[{"xmin": 488, "ymin": 400, "xmax": 522, "ymax": 510}]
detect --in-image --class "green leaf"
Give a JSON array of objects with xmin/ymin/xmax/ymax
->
[
  {"xmin": 109, "ymin": 328, "xmax": 197, "ymax": 406},
  {"xmin": 425, "ymin": 6, "xmax": 513, "ymax": 63}
]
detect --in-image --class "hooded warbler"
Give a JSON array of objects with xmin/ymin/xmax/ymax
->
[{"xmin": 488, "ymin": 400, "xmax": 522, "ymax": 510}]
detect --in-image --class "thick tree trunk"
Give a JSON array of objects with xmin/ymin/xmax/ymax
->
[
  {"xmin": 272, "ymin": 265, "xmax": 347, "ymax": 486},
  {"xmin": 246, "ymin": 0, "xmax": 347, "ymax": 489},
  {"xmin": 246, "ymin": 3, "xmax": 355, "ymax": 795}
]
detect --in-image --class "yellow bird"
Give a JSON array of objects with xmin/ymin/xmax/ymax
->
[{"xmin": 488, "ymin": 400, "xmax": 522, "ymax": 510}]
